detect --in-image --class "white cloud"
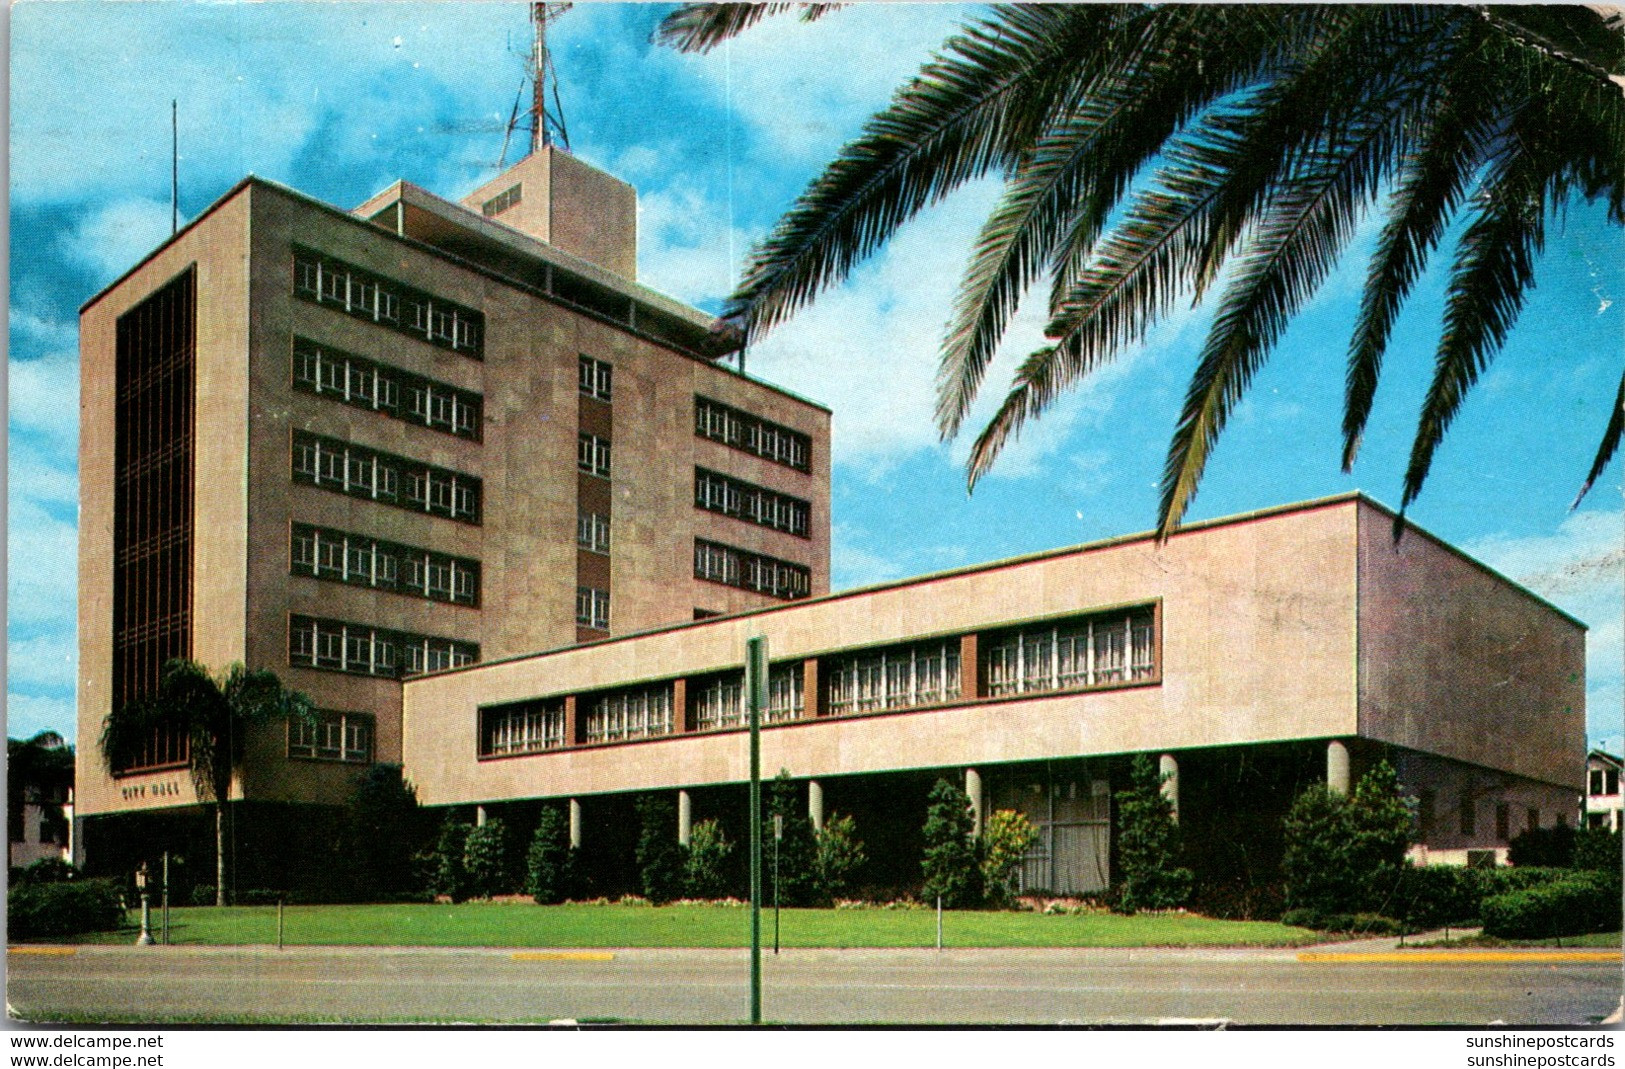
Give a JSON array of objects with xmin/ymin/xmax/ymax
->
[
  {"xmin": 637, "ymin": 182, "xmax": 753, "ymax": 307},
  {"xmin": 4, "ymin": 694, "xmax": 79, "ymax": 744},
  {"xmin": 7, "ymin": 496, "xmax": 79, "ymax": 634},
  {"xmin": 830, "ymin": 533, "xmax": 909, "ymax": 591},
  {"xmin": 6, "ymin": 632, "xmax": 78, "ymax": 695},
  {"xmin": 72, "ymin": 197, "xmax": 174, "ymax": 280},
  {"xmin": 9, "ymin": 349, "xmax": 81, "ymax": 453}
]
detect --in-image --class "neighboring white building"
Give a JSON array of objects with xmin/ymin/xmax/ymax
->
[{"xmin": 1585, "ymin": 750, "xmax": 1622, "ymax": 831}]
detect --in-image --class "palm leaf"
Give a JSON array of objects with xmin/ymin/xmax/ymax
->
[
  {"xmin": 655, "ymin": 3, "xmax": 844, "ymax": 55},
  {"xmin": 1574, "ymin": 367, "xmax": 1625, "ymax": 508}
]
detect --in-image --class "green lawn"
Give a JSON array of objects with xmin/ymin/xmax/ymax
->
[{"xmin": 75, "ymin": 902, "xmax": 1319, "ymax": 949}]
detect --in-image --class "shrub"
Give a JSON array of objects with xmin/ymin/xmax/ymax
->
[
  {"xmin": 463, "ymin": 818, "xmax": 509, "ymax": 899},
  {"xmin": 430, "ymin": 815, "xmax": 472, "ymax": 902},
  {"xmin": 1508, "ymin": 823, "xmax": 1575, "ymax": 868},
  {"xmin": 1280, "ymin": 908, "xmax": 1406, "ymax": 936},
  {"xmin": 11, "ymin": 858, "xmax": 80, "ymax": 886},
  {"xmin": 1114, "ymin": 756, "xmax": 1193, "ymax": 913},
  {"xmin": 684, "ymin": 819, "xmax": 734, "ymax": 900},
  {"xmin": 635, "ymin": 795, "xmax": 686, "ymax": 904},
  {"xmin": 764, "ymin": 772, "xmax": 822, "ymax": 907},
  {"xmin": 815, "ymin": 812, "xmax": 867, "ymax": 903},
  {"xmin": 979, "ymin": 809, "xmax": 1037, "ymax": 908},
  {"xmin": 341, "ymin": 764, "xmax": 424, "ymax": 901},
  {"xmin": 8, "ymin": 878, "xmax": 124, "ymax": 940},
  {"xmin": 526, "ymin": 806, "xmax": 575, "ymax": 905},
  {"xmin": 1481, "ymin": 871, "xmax": 1623, "ymax": 939},
  {"xmin": 1381, "ymin": 865, "xmax": 1481, "ymax": 929},
  {"xmin": 1573, "ymin": 827, "xmax": 1623, "ymax": 873},
  {"xmin": 1282, "ymin": 761, "xmax": 1414, "ymax": 915},
  {"xmin": 921, "ymin": 778, "xmax": 982, "ymax": 909}
]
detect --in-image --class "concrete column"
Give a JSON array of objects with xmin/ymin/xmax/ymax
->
[
  {"xmin": 808, "ymin": 780, "xmax": 824, "ymax": 832},
  {"xmin": 965, "ymin": 767, "xmax": 984, "ymax": 837},
  {"xmin": 677, "ymin": 789, "xmax": 692, "ymax": 846},
  {"xmin": 568, "ymin": 798, "xmax": 582, "ymax": 849},
  {"xmin": 475, "ymin": 805, "xmax": 487, "ymax": 827},
  {"xmin": 1326, "ymin": 740, "xmax": 1350, "ymax": 796},
  {"xmin": 1158, "ymin": 753, "xmax": 1179, "ymax": 823}
]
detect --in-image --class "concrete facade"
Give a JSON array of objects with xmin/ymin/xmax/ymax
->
[
  {"xmin": 399, "ymin": 496, "xmax": 1583, "ymax": 872},
  {"xmin": 77, "ymin": 153, "xmax": 830, "ymax": 823}
]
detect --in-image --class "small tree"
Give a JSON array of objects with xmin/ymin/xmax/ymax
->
[
  {"xmin": 635, "ymin": 794, "xmax": 686, "ymax": 904},
  {"xmin": 526, "ymin": 806, "xmax": 575, "ymax": 905},
  {"xmin": 814, "ymin": 812, "xmax": 866, "ymax": 902},
  {"xmin": 431, "ymin": 814, "xmax": 472, "ymax": 903},
  {"xmin": 763, "ymin": 772, "xmax": 821, "ymax": 906},
  {"xmin": 921, "ymin": 777, "xmax": 982, "ymax": 908},
  {"xmin": 1509, "ymin": 822, "xmax": 1576, "ymax": 867},
  {"xmin": 1114, "ymin": 755, "xmax": 1193, "ymax": 913},
  {"xmin": 684, "ymin": 818, "xmax": 735, "ymax": 900},
  {"xmin": 980, "ymin": 809, "xmax": 1038, "ymax": 908},
  {"xmin": 464, "ymin": 818, "xmax": 509, "ymax": 899},
  {"xmin": 1573, "ymin": 826, "xmax": 1623, "ymax": 874},
  {"xmin": 1282, "ymin": 760, "xmax": 1414, "ymax": 916},
  {"xmin": 342, "ymin": 764, "xmax": 423, "ymax": 901}
]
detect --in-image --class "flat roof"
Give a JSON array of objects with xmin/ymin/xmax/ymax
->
[{"xmin": 408, "ymin": 491, "xmax": 1586, "ymax": 684}]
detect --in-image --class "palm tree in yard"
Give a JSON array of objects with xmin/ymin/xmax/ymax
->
[
  {"xmin": 658, "ymin": 4, "xmax": 1625, "ymax": 536},
  {"xmin": 100, "ymin": 660, "xmax": 315, "ymax": 906}
]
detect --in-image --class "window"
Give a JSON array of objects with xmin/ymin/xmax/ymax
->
[
  {"xmin": 292, "ymin": 249, "xmax": 482, "ymax": 357},
  {"xmin": 289, "ymin": 615, "xmax": 477, "ymax": 679},
  {"xmin": 1495, "ymin": 802, "xmax": 1510, "ymax": 842},
  {"xmin": 694, "ymin": 396, "xmax": 812, "ymax": 473},
  {"xmin": 289, "ymin": 711, "xmax": 373, "ymax": 763},
  {"xmin": 479, "ymin": 700, "xmax": 565, "ymax": 757},
  {"xmin": 291, "ymin": 525, "xmax": 477, "ymax": 606},
  {"xmin": 576, "ymin": 586, "xmax": 610, "ymax": 630},
  {"xmin": 1417, "ymin": 789, "xmax": 1435, "ymax": 840},
  {"xmin": 692, "ymin": 664, "xmax": 804, "ymax": 731},
  {"xmin": 577, "ymin": 510, "xmax": 611, "ymax": 554},
  {"xmin": 826, "ymin": 639, "xmax": 961, "ymax": 717},
  {"xmin": 1459, "ymin": 794, "xmax": 1476, "ymax": 837},
  {"xmin": 578, "ymin": 355, "xmax": 613, "ymax": 401},
  {"xmin": 1527, "ymin": 807, "xmax": 1541, "ymax": 833},
  {"xmin": 481, "ymin": 183, "xmax": 522, "ymax": 218},
  {"xmin": 578, "ymin": 433, "xmax": 612, "ymax": 478},
  {"xmin": 293, "ymin": 432, "xmax": 481, "ymax": 523},
  {"xmin": 694, "ymin": 468, "xmax": 811, "ymax": 537},
  {"xmin": 982, "ymin": 608, "xmax": 1156, "ymax": 697},
  {"xmin": 584, "ymin": 684, "xmax": 674, "ymax": 743},
  {"xmin": 694, "ymin": 539, "xmax": 811, "ymax": 601}
]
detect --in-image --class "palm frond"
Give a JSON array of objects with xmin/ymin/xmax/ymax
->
[
  {"xmin": 655, "ymin": 4, "xmax": 843, "ymax": 54},
  {"xmin": 1160, "ymin": 84, "xmax": 1419, "ymax": 537},
  {"xmin": 1574, "ymin": 367, "xmax": 1625, "ymax": 508},
  {"xmin": 727, "ymin": 6, "xmax": 1132, "ymax": 345}
]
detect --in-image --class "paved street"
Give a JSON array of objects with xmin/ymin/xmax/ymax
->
[{"xmin": 7, "ymin": 943, "xmax": 1620, "ymax": 1026}]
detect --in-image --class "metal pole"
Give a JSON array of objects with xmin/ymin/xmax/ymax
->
[
  {"xmin": 746, "ymin": 635, "xmax": 766, "ymax": 1025},
  {"xmin": 936, "ymin": 895, "xmax": 943, "ymax": 951},
  {"xmin": 773, "ymin": 813, "xmax": 782, "ymax": 955},
  {"xmin": 136, "ymin": 893, "xmax": 153, "ymax": 946},
  {"xmin": 161, "ymin": 851, "xmax": 170, "ymax": 945}
]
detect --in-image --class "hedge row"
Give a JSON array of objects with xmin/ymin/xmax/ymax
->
[
  {"xmin": 8, "ymin": 879, "xmax": 125, "ymax": 940},
  {"xmin": 1480, "ymin": 872, "xmax": 1623, "ymax": 940},
  {"xmin": 1372, "ymin": 865, "xmax": 1575, "ymax": 929}
]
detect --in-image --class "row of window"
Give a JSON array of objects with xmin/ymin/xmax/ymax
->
[
  {"xmin": 827, "ymin": 639, "xmax": 961, "ymax": 717},
  {"xmin": 579, "ymin": 355, "xmax": 613, "ymax": 402},
  {"xmin": 691, "ymin": 665, "xmax": 804, "ymax": 731},
  {"xmin": 482, "ymin": 183, "xmax": 522, "ymax": 218},
  {"xmin": 294, "ymin": 338, "xmax": 482, "ymax": 440},
  {"xmin": 289, "ymin": 614, "xmax": 478, "ymax": 679},
  {"xmin": 576, "ymin": 586, "xmax": 610, "ymax": 631},
  {"xmin": 474, "ymin": 605, "xmax": 1159, "ymax": 758},
  {"xmin": 293, "ymin": 250, "xmax": 483, "ymax": 357},
  {"xmin": 291, "ymin": 524, "xmax": 479, "ymax": 606},
  {"xmin": 695, "ymin": 396, "xmax": 812, "ymax": 473},
  {"xmin": 694, "ymin": 468, "xmax": 811, "ymax": 538},
  {"xmin": 289, "ymin": 710, "xmax": 374, "ymax": 763},
  {"xmin": 694, "ymin": 539, "xmax": 811, "ymax": 601},
  {"xmin": 983, "ymin": 611, "xmax": 1156, "ymax": 696},
  {"xmin": 292, "ymin": 432, "xmax": 481, "ymax": 524}
]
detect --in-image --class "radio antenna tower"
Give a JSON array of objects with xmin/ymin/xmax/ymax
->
[{"xmin": 531, "ymin": 2, "xmax": 572, "ymax": 153}]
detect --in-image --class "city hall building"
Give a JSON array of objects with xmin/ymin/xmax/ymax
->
[{"xmin": 75, "ymin": 147, "xmax": 1586, "ymax": 897}]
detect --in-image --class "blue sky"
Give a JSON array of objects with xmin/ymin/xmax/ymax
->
[{"xmin": 8, "ymin": 2, "xmax": 1622, "ymax": 755}]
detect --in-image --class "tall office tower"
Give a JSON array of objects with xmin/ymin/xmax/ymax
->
[{"xmin": 76, "ymin": 147, "xmax": 831, "ymax": 879}]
